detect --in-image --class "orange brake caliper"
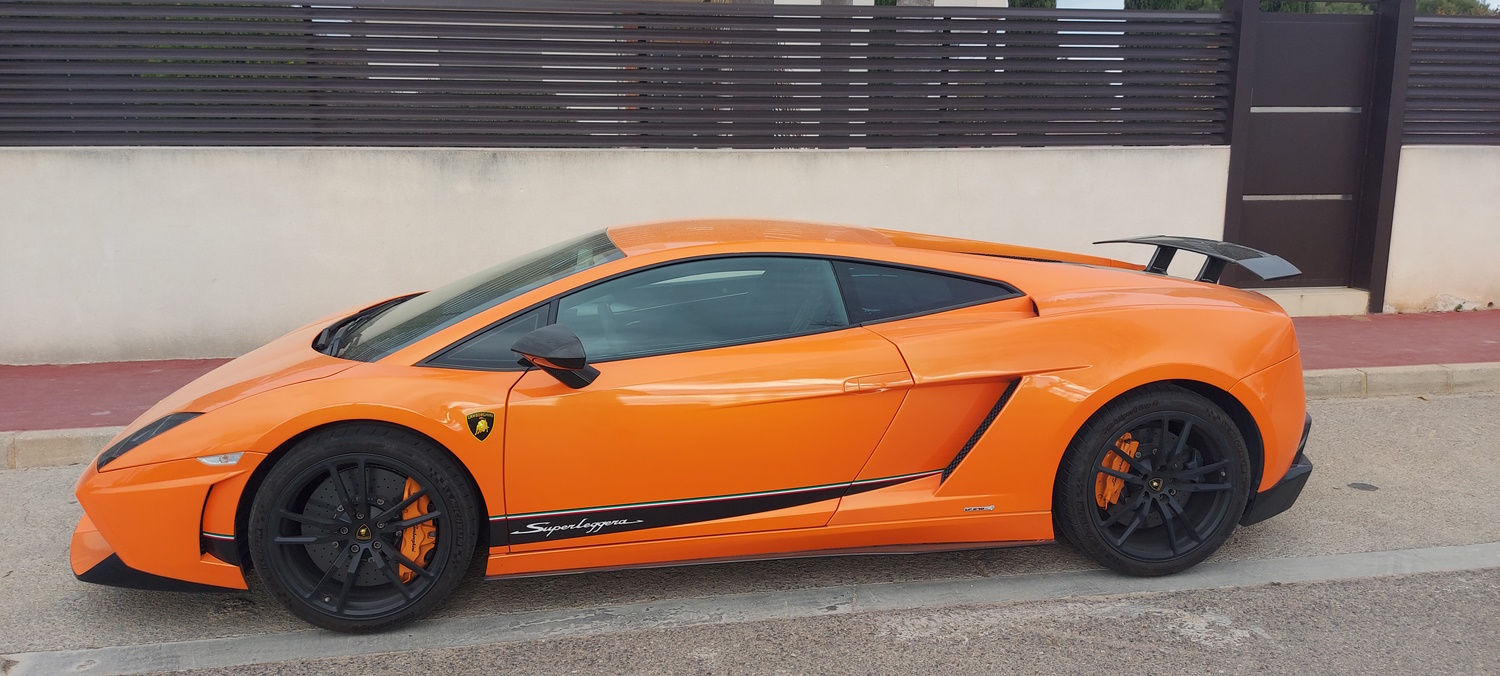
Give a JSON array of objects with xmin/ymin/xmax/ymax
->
[
  {"xmin": 398, "ymin": 477, "xmax": 437, "ymax": 583},
  {"xmin": 1095, "ymin": 433, "xmax": 1136, "ymax": 509}
]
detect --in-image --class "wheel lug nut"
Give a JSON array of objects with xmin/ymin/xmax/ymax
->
[
  {"xmin": 1134, "ymin": 452, "xmax": 1142, "ymax": 459},
  {"xmin": 356, "ymin": 513, "xmax": 365, "ymax": 520},
  {"xmin": 336, "ymin": 505, "xmax": 344, "ymax": 512},
  {"xmin": 339, "ymin": 527, "xmax": 349, "ymax": 534},
  {"xmin": 350, "ymin": 544, "xmax": 359, "ymax": 552},
  {"xmin": 377, "ymin": 523, "xmax": 386, "ymax": 529},
  {"xmin": 373, "ymin": 542, "xmax": 381, "ymax": 550},
  {"xmin": 376, "ymin": 498, "xmax": 385, "ymax": 506}
]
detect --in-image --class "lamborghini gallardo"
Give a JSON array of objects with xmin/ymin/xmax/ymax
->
[{"xmin": 72, "ymin": 220, "xmax": 1313, "ymax": 632}]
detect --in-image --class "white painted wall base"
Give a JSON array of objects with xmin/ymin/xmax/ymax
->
[
  {"xmin": 1257, "ymin": 287, "xmax": 1371, "ymax": 318},
  {"xmin": 1386, "ymin": 146, "xmax": 1500, "ymax": 314},
  {"xmin": 0, "ymin": 146, "xmax": 1230, "ymax": 364}
]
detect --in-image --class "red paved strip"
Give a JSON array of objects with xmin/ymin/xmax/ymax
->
[
  {"xmin": 0, "ymin": 311, "xmax": 1494, "ymax": 432},
  {"xmin": 1294, "ymin": 311, "xmax": 1500, "ymax": 370},
  {"xmin": 0, "ymin": 359, "xmax": 228, "ymax": 432}
]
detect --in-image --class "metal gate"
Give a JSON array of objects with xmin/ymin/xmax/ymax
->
[{"xmin": 1222, "ymin": 0, "xmax": 1413, "ymax": 297}]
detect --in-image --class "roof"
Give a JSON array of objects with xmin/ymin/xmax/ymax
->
[{"xmin": 605, "ymin": 219, "xmax": 894, "ymax": 256}]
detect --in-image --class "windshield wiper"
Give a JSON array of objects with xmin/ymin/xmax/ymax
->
[
  {"xmin": 325, "ymin": 312, "xmax": 378, "ymax": 357},
  {"xmin": 314, "ymin": 295, "xmax": 416, "ymax": 357}
]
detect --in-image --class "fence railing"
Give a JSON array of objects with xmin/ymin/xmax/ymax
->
[
  {"xmin": 1404, "ymin": 15, "xmax": 1500, "ymax": 144},
  {"xmin": 0, "ymin": 0, "xmax": 1237, "ymax": 148}
]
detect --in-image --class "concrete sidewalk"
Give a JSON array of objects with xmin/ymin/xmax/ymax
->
[{"xmin": 2, "ymin": 311, "xmax": 1497, "ymax": 469}]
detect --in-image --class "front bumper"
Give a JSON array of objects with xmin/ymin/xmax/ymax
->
[
  {"xmin": 71, "ymin": 514, "xmax": 238, "ymax": 593},
  {"xmin": 1240, "ymin": 413, "xmax": 1314, "ymax": 526},
  {"xmin": 71, "ymin": 455, "xmax": 260, "ymax": 592}
]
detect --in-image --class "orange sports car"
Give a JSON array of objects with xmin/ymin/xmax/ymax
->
[{"xmin": 72, "ymin": 220, "xmax": 1313, "ymax": 632}]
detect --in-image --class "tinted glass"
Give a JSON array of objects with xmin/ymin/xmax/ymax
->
[
  {"xmin": 558, "ymin": 257, "xmax": 849, "ymax": 362},
  {"xmin": 427, "ymin": 306, "xmax": 547, "ymax": 370},
  {"xmin": 340, "ymin": 231, "xmax": 622, "ymax": 361},
  {"xmin": 837, "ymin": 261, "xmax": 1015, "ymax": 322}
]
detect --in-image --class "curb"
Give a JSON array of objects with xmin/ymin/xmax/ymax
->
[
  {"xmin": 0, "ymin": 426, "xmax": 122, "ymax": 471},
  {"xmin": 2, "ymin": 363, "xmax": 1495, "ymax": 471},
  {"xmin": 1302, "ymin": 362, "xmax": 1500, "ymax": 400}
]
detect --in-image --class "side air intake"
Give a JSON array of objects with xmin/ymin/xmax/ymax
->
[{"xmin": 941, "ymin": 379, "xmax": 1021, "ymax": 483}]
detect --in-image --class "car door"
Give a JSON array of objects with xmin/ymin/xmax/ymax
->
[{"xmin": 500, "ymin": 256, "xmax": 911, "ymax": 550}]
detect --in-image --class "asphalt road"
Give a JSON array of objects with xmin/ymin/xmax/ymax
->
[{"xmin": 1, "ymin": 392, "xmax": 1496, "ymax": 674}]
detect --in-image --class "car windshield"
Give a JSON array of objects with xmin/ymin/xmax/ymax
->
[{"xmin": 337, "ymin": 230, "xmax": 623, "ymax": 362}]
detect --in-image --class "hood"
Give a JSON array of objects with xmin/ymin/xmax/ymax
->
[{"xmin": 125, "ymin": 323, "xmax": 356, "ymax": 434}]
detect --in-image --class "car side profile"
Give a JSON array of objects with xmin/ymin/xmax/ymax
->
[{"xmin": 71, "ymin": 219, "xmax": 1313, "ymax": 632}]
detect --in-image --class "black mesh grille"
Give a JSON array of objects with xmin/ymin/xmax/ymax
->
[{"xmin": 941, "ymin": 379, "xmax": 1020, "ymax": 483}]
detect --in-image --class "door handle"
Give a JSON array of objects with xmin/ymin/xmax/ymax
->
[{"xmin": 844, "ymin": 372, "xmax": 914, "ymax": 393}]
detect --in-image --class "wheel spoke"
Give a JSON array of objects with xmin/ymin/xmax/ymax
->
[
  {"xmin": 302, "ymin": 547, "xmax": 351, "ymax": 601},
  {"xmin": 335, "ymin": 549, "xmax": 361, "ymax": 613},
  {"xmin": 373, "ymin": 487, "xmax": 427, "ymax": 524},
  {"xmin": 1112, "ymin": 500, "xmax": 1152, "ymax": 547},
  {"xmin": 1100, "ymin": 492, "xmax": 1146, "ymax": 528},
  {"xmin": 1165, "ymin": 493, "xmax": 1204, "ymax": 544},
  {"xmin": 386, "ymin": 510, "xmax": 442, "ymax": 532},
  {"xmin": 1157, "ymin": 497, "xmax": 1180, "ymax": 556},
  {"xmin": 1166, "ymin": 420, "xmax": 1193, "ymax": 467},
  {"xmin": 277, "ymin": 509, "xmax": 341, "ymax": 530},
  {"xmin": 273, "ymin": 533, "xmax": 343, "ymax": 546},
  {"xmin": 1097, "ymin": 466, "xmax": 1144, "ymax": 485},
  {"xmin": 1105, "ymin": 445, "xmax": 1148, "ymax": 474},
  {"xmin": 1175, "ymin": 459, "xmax": 1229, "ymax": 479},
  {"xmin": 325, "ymin": 461, "xmax": 356, "ymax": 515},
  {"xmin": 355, "ymin": 459, "xmax": 368, "ymax": 515},
  {"xmin": 369, "ymin": 547, "xmax": 414, "ymax": 600},
  {"xmin": 388, "ymin": 548, "xmax": 436, "ymax": 580}
]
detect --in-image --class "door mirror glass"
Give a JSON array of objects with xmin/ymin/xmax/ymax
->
[{"xmin": 511, "ymin": 324, "xmax": 599, "ymax": 389}]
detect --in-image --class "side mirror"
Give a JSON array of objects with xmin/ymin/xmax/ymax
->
[{"xmin": 511, "ymin": 324, "xmax": 599, "ymax": 389}]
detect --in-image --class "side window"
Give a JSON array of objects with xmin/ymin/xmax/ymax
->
[
  {"xmin": 427, "ymin": 306, "xmax": 547, "ymax": 370},
  {"xmin": 836, "ymin": 261, "xmax": 1017, "ymax": 323},
  {"xmin": 557, "ymin": 257, "xmax": 850, "ymax": 362}
]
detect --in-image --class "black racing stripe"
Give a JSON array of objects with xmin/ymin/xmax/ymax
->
[
  {"xmin": 491, "ymin": 471, "xmax": 940, "ymax": 546},
  {"xmin": 941, "ymin": 379, "xmax": 1021, "ymax": 483}
]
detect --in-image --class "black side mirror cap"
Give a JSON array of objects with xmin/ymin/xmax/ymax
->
[{"xmin": 511, "ymin": 324, "xmax": 599, "ymax": 389}]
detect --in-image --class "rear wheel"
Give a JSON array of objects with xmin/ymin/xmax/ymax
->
[
  {"xmin": 248, "ymin": 425, "xmax": 478, "ymax": 632},
  {"xmin": 1053, "ymin": 385, "xmax": 1251, "ymax": 576}
]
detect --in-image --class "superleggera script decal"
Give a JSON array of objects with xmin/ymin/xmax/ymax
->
[{"xmin": 510, "ymin": 517, "xmax": 645, "ymax": 538}]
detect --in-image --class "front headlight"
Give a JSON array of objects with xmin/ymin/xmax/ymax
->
[{"xmin": 96, "ymin": 413, "xmax": 203, "ymax": 470}]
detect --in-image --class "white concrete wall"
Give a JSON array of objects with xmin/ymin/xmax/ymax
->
[
  {"xmin": 0, "ymin": 146, "xmax": 1229, "ymax": 364},
  {"xmin": 1386, "ymin": 146, "xmax": 1500, "ymax": 313}
]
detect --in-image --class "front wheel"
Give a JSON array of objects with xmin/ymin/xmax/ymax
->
[
  {"xmin": 1053, "ymin": 385, "xmax": 1251, "ymax": 576},
  {"xmin": 248, "ymin": 425, "xmax": 479, "ymax": 632}
]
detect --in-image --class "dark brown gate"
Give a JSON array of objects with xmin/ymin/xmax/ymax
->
[{"xmin": 1222, "ymin": 0, "xmax": 1414, "ymax": 299}]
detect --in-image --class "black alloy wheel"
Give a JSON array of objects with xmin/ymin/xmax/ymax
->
[
  {"xmin": 249, "ymin": 425, "xmax": 478, "ymax": 632},
  {"xmin": 1054, "ymin": 385, "xmax": 1251, "ymax": 576}
]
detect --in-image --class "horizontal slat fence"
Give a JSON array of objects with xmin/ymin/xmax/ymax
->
[
  {"xmin": 0, "ymin": 0, "xmax": 1236, "ymax": 148},
  {"xmin": 1405, "ymin": 16, "xmax": 1500, "ymax": 144}
]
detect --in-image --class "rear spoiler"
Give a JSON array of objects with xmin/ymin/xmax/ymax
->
[{"xmin": 1094, "ymin": 236, "xmax": 1301, "ymax": 284}]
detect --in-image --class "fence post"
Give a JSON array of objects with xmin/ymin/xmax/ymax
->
[
  {"xmin": 1355, "ymin": 0, "xmax": 1416, "ymax": 313},
  {"xmin": 1219, "ymin": 0, "xmax": 1260, "ymax": 248}
]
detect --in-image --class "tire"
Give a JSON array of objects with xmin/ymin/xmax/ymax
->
[
  {"xmin": 1053, "ymin": 384, "xmax": 1251, "ymax": 577},
  {"xmin": 248, "ymin": 424, "xmax": 479, "ymax": 632}
]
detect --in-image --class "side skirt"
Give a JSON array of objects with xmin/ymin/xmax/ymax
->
[
  {"xmin": 487, "ymin": 538, "xmax": 1054, "ymax": 581},
  {"xmin": 484, "ymin": 510, "xmax": 1053, "ymax": 579}
]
